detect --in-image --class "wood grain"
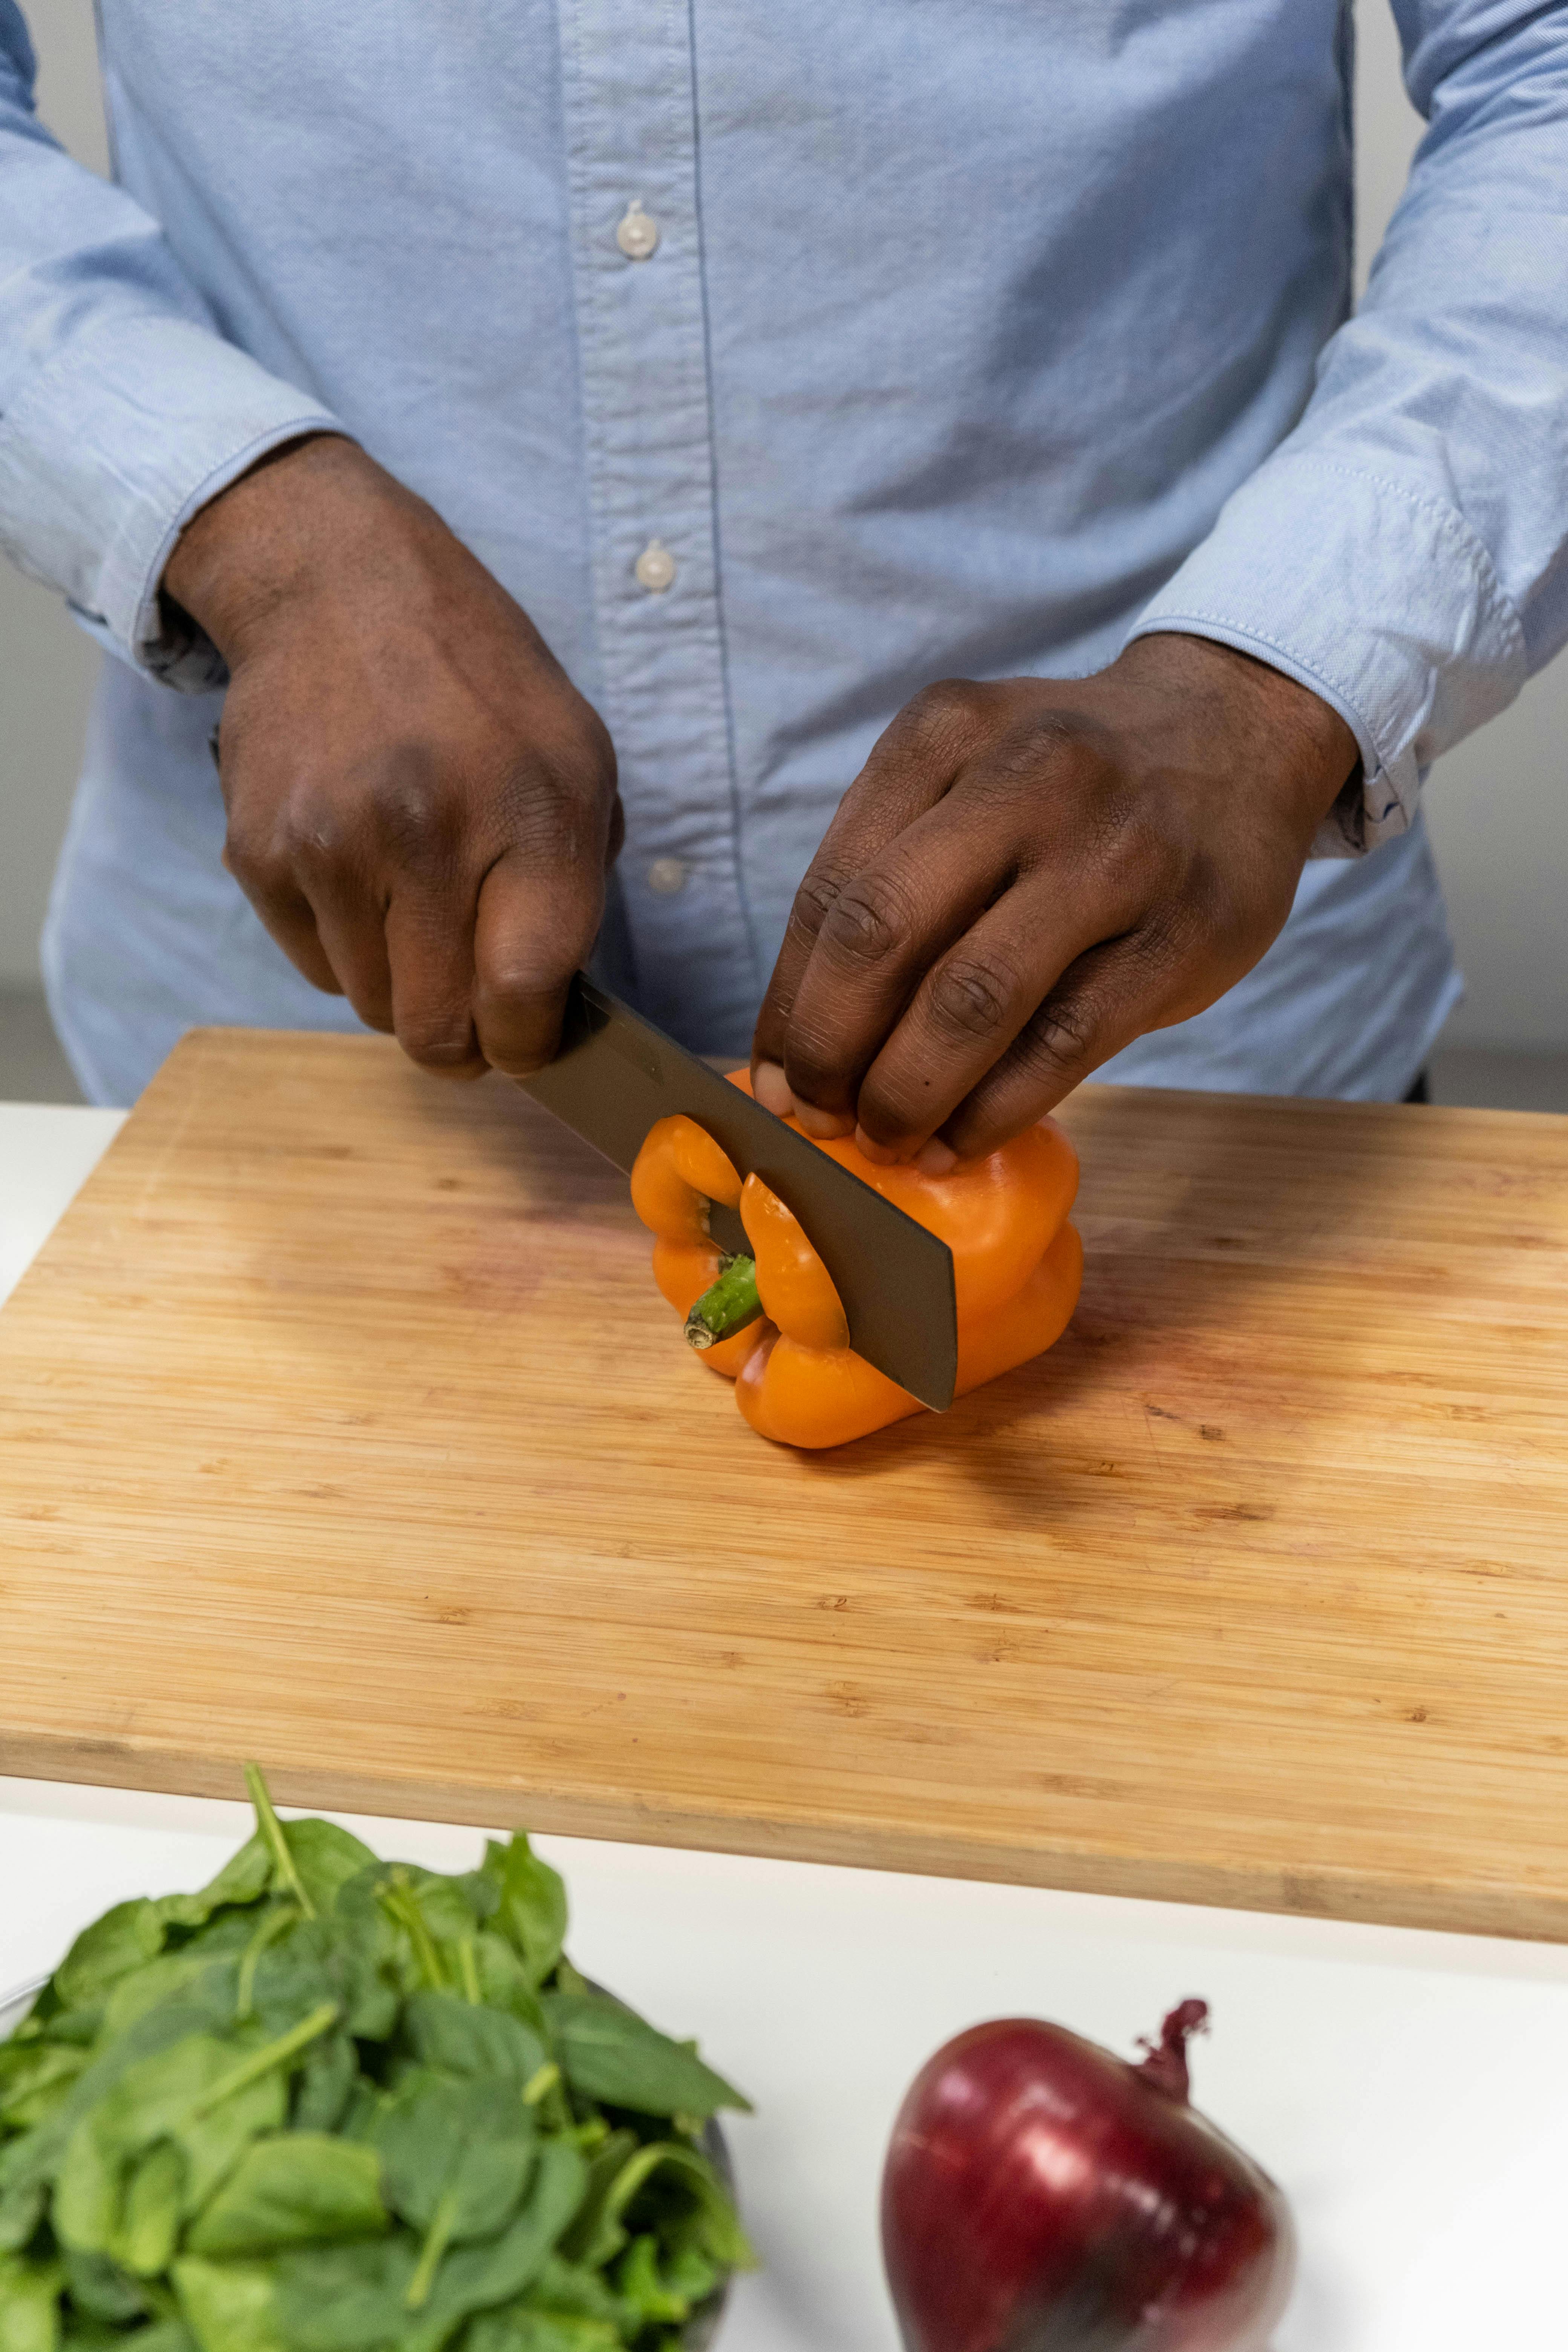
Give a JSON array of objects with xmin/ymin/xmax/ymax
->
[{"xmin": 3, "ymin": 1029, "xmax": 1567, "ymax": 1940}]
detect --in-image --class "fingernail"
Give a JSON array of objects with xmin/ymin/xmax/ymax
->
[
  {"xmin": 752, "ymin": 1061, "xmax": 795, "ymax": 1117},
  {"xmin": 793, "ymin": 1101, "xmax": 855, "ymax": 1140},
  {"xmin": 914, "ymin": 1138, "xmax": 958, "ymax": 1176},
  {"xmin": 854, "ymin": 1127, "xmax": 900, "ymax": 1166}
]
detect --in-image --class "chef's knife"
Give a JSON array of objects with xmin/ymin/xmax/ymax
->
[{"xmin": 517, "ymin": 974, "xmax": 958, "ymax": 1410}]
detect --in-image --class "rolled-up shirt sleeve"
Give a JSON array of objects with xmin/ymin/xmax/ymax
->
[
  {"xmin": 0, "ymin": 1, "xmax": 341, "ymax": 689},
  {"xmin": 1130, "ymin": 0, "xmax": 1568, "ymax": 855}
]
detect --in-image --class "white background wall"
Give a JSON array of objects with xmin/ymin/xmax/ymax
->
[{"xmin": 2, "ymin": 2, "xmax": 1564, "ymax": 1041}]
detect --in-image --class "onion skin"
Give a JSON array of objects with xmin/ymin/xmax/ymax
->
[{"xmin": 881, "ymin": 2003, "xmax": 1295, "ymax": 2352}]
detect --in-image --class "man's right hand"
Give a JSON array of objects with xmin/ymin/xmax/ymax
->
[{"xmin": 162, "ymin": 434, "xmax": 621, "ymax": 1079}]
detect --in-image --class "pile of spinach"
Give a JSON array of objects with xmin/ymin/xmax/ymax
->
[{"xmin": 0, "ymin": 1769, "xmax": 752, "ymax": 2350}]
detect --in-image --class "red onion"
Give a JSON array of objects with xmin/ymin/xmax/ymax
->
[{"xmin": 882, "ymin": 1999, "xmax": 1294, "ymax": 2351}]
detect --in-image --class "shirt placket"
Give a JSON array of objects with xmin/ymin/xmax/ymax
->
[{"xmin": 557, "ymin": 0, "xmax": 759, "ymax": 1049}]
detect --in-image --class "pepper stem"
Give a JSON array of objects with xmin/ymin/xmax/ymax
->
[
  {"xmin": 1134, "ymin": 1998, "xmax": 1209, "ymax": 2101},
  {"xmin": 685, "ymin": 1254, "xmax": 762, "ymax": 1350}
]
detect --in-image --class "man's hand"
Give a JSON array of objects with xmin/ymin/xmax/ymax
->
[
  {"xmin": 164, "ymin": 435, "xmax": 620, "ymax": 1079},
  {"xmin": 750, "ymin": 634, "xmax": 1358, "ymax": 1165}
]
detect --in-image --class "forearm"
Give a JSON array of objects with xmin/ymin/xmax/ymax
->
[{"xmin": 0, "ymin": 6, "xmax": 339, "ymax": 682}]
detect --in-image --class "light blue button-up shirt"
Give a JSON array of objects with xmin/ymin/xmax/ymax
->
[{"xmin": 5, "ymin": 2, "xmax": 1566, "ymax": 1109}]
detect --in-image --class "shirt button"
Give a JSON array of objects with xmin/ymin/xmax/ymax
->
[
  {"xmin": 616, "ymin": 199, "xmax": 660, "ymax": 261},
  {"xmin": 647, "ymin": 856, "xmax": 689, "ymax": 896},
  {"xmin": 634, "ymin": 539, "xmax": 677, "ymax": 593}
]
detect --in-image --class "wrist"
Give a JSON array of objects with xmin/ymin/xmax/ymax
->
[
  {"xmin": 1116, "ymin": 630, "xmax": 1360, "ymax": 842},
  {"xmin": 160, "ymin": 432, "xmax": 371, "ymax": 663}
]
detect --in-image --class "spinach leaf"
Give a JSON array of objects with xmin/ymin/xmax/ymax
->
[
  {"xmin": 0, "ymin": 2249, "xmax": 63, "ymax": 2352},
  {"xmin": 290, "ymin": 2036, "xmax": 357, "ymax": 2137},
  {"xmin": 101, "ymin": 1954, "xmax": 236, "ymax": 2046},
  {"xmin": 625, "ymin": 2220, "xmax": 724, "ymax": 2314},
  {"xmin": 115, "ymin": 2140, "xmax": 185, "ymax": 2275},
  {"xmin": 470, "ymin": 1940, "xmax": 547, "ymax": 2042},
  {"xmin": 515, "ymin": 2252, "xmax": 630, "ymax": 2324},
  {"xmin": 0, "ymin": 2000, "xmax": 241, "ymax": 2252},
  {"xmin": 448, "ymin": 1871, "xmax": 501, "ymax": 1929},
  {"xmin": 54, "ymin": 1903, "xmax": 166, "ymax": 2015},
  {"xmin": 54, "ymin": 2009, "xmax": 335, "ymax": 2262},
  {"xmin": 467, "ymin": 2314, "xmax": 620, "ymax": 2352},
  {"xmin": 273, "ymin": 2230, "xmax": 416, "ymax": 2343},
  {"xmin": 541, "ymin": 1997, "xmax": 749, "ymax": 2121},
  {"xmin": 0, "ymin": 2042, "xmax": 88, "ymax": 2133},
  {"xmin": 186, "ymin": 2135, "xmax": 386, "ymax": 2257},
  {"xmin": 281, "ymin": 1826, "xmax": 380, "ymax": 1924},
  {"xmin": 410, "ymin": 2138, "xmax": 587, "ymax": 2344},
  {"xmin": 556, "ymin": 2133, "xmax": 638, "ymax": 2270},
  {"xmin": 401, "ymin": 1994, "xmax": 545, "ymax": 2091},
  {"xmin": 154, "ymin": 1835, "xmax": 273, "ymax": 1933},
  {"xmin": 343, "ymin": 1866, "xmax": 484, "ymax": 2006},
  {"xmin": 610, "ymin": 2142, "xmax": 752, "ymax": 2273},
  {"xmin": 61, "ymin": 2246, "xmax": 147, "ymax": 2324},
  {"xmin": 242, "ymin": 1920, "xmax": 394, "ymax": 2050},
  {"xmin": 268, "ymin": 2235, "xmax": 418, "ymax": 2351},
  {"xmin": 0, "ymin": 2157, "xmax": 47, "ymax": 2258},
  {"xmin": 615, "ymin": 2233, "xmax": 692, "ymax": 2325},
  {"xmin": 489, "ymin": 1843, "xmax": 567, "ymax": 1990},
  {"xmin": 371, "ymin": 2074, "xmax": 534, "ymax": 2245},
  {"xmin": 173, "ymin": 2254, "xmax": 288, "ymax": 2352},
  {"xmin": 562, "ymin": 2136, "xmax": 751, "ymax": 2285},
  {"xmin": 272, "ymin": 2139, "xmax": 586, "ymax": 2352}
]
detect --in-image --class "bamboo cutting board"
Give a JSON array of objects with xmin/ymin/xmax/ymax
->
[{"xmin": 3, "ymin": 1030, "xmax": 1567, "ymax": 1941}]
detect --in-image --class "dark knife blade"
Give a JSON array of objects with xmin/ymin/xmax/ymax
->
[{"xmin": 517, "ymin": 974, "xmax": 958, "ymax": 1410}]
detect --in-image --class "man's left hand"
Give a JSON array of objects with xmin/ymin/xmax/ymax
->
[{"xmin": 750, "ymin": 633, "xmax": 1358, "ymax": 1166}]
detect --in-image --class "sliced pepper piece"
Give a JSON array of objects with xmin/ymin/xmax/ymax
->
[{"xmin": 629, "ymin": 1073, "xmax": 1083, "ymax": 1449}]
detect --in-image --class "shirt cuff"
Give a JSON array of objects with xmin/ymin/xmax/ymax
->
[
  {"xmin": 1126, "ymin": 449, "xmax": 1528, "ymax": 858},
  {"xmin": 0, "ymin": 310, "xmax": 342, "ymax": 692}
]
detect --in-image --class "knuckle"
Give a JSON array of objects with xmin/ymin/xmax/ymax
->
[
  {"xmin": 926, "ymin": 952, "xmax": 1021, "ymax": 1046},
  {"xmin": 787, "ymin": 857, "xmax": 855, "ymax": 947},
  {"xmin": 896, "ymin": 677, "xmax": 988, "ymax": 762},
  {"xmin": 497, "ymin": 762, "xmax": 598, "ymax": 868},
  {"xmin": 819, "ymin": 873, "xmax": 914, "ymax": 970},
  {"xmin": 220, "ymin": 815, "xmax": 273, "ymax": 888},
  {"xmin": 283, "ymin": 802, "xmax": 352, "ymax": 881},
  {"xmin": 1017, "ymin": 997, "xmax": 1096, "ymax": 1082},
  {"xmin": 999, "ymin": 716, "xmax": 1108, "ymax": 807},
  {"xmin": 576, "ymin": 709, "xmax": 619, "ymax": 798},
  {"xmin": 533, "ymin": 692, "xmax": 618, "ymax": 799},
  {"xmin": 909, "ymin": 677, "xmax": 983, "ymax": 730},
  {"xmin": 368, "ymin": 745, "xmax": 461, "ymax": 866},
  {"xmin": 225, "ymin": 811, "xmax": 306, "ymax": 905}
]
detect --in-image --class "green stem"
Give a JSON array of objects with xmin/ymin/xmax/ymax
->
[
  {"xmin": 377, "ymin": 1869, "xmax": 446, "ymax": 1991},
  {"xmin": 522, "ymin": 2060, "xmax": 571, "ymax": 2131},
  {"xmin": 190, "ymin": 2001, "xmax": 338, "ymax": 2117},
  {"xmin": 244, "ymin": 1761, "xmax": 315, "ymax": 1919},
  {"xmin": 234, "ymin": 1902, "xmax": 295, "ymax": 2022},
  {"xmin": 456, "ymin": 1936, "xmax": 481, "ymax": 2006},
  {"xmin": 521, "ymin": 2061, "xmax": 560, "ymax": 2108},
  {"xmin": 684, "ymin": 1254, "xmax": 761, "ymax": 1351},
  {"xmin": 405, "ymin": 2188, "xmax": 459, "ymax": 2311}
]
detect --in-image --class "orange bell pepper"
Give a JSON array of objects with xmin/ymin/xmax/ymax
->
[{"xmin": 629, "ymin": 1071, "xmax": 1082, "ymax": 1449}]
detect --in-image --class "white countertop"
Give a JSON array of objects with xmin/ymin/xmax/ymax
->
[
  {"xmin": 4, "ymin": 1096, "xmax": 1567, "ymax": 2349},
  {"xmin": 0, "ymin": 1101, "xmax": 124, "ymax": 1306}
]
